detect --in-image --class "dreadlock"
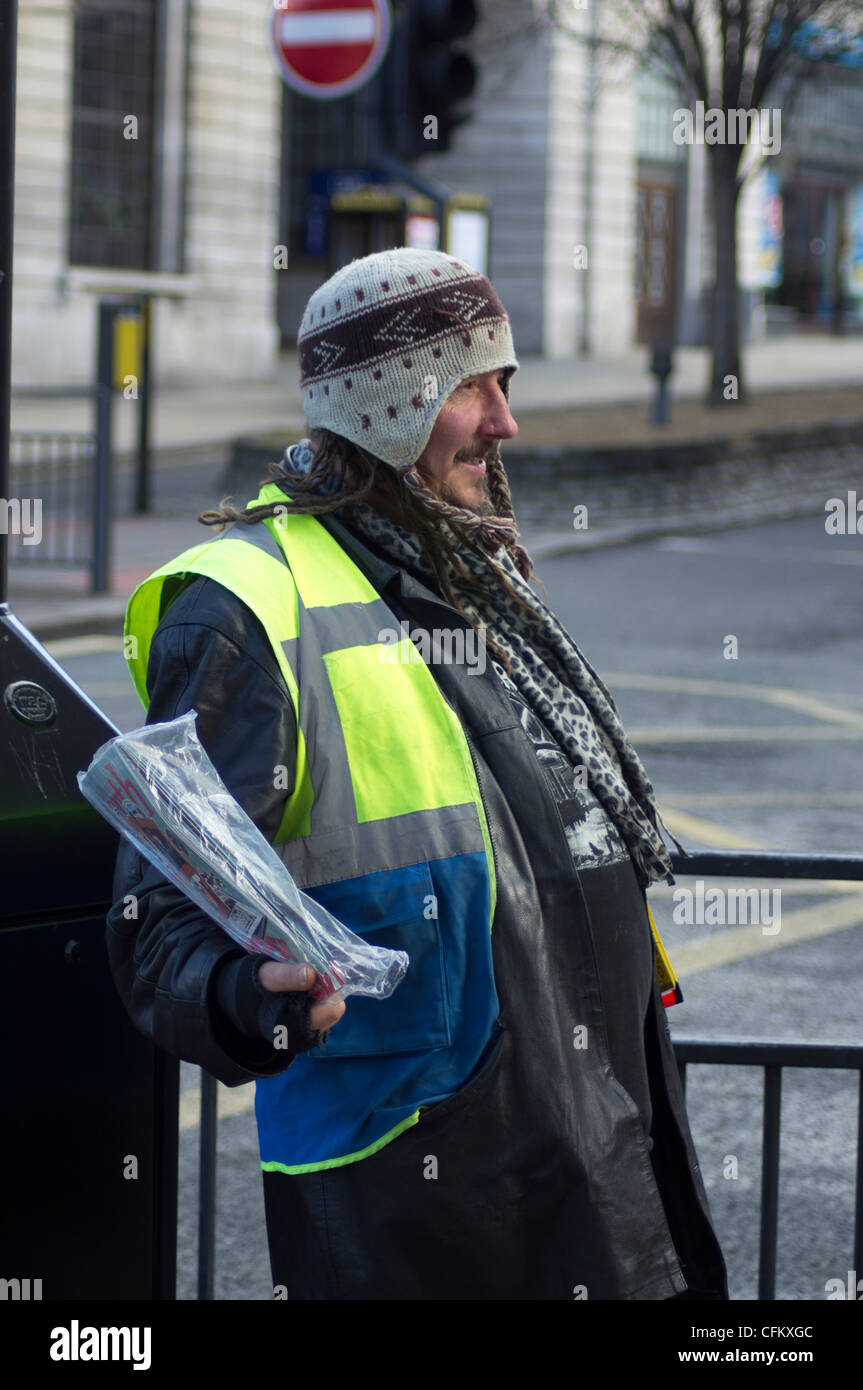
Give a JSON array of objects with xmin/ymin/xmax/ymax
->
[{"xmin": 198, "ymin": 429, "xmax": 547, "ymax": 677}]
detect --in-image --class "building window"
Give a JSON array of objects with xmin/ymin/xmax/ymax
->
[
  {"xmin": 637, "ymin": 61, "xmax": 688, "ymax": 164},
  {"xmin": 69, "ymin": 0, "xmax": 158, "ymax": 270}
]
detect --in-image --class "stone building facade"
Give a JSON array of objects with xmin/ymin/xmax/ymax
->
[
  {"xmin": 13, "ymin": 1, "xmax": 863, "ymax": 388},
  {"xmin": 12, "ymin": 0, "xmax": 280, "ymax": 387}
]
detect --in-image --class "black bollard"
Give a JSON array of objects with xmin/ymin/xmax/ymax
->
[{"xmin": 650, "ymin": 345, "xmax": 674, "ymax": 425}]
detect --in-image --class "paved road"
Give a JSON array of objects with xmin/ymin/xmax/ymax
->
[{"xmin": 51, "ymin": 512, "xmax": 863, "ymax": 1300}]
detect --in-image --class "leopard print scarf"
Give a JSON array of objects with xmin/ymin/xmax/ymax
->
[{"xmin": 283, "ymin": 439, "xmax": 681, "ymax": 887}]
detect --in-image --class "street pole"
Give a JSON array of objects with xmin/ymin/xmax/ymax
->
[
  {"xmin": 368, "ymin": 31, "xmax": 448, "ymax": 245},
  {"xmin": 135, "ymin": 295, "xmax": 152, "ymax": 514},
  {"xmin": 579, "ymin": 2, "xmax": 598, "ymax": 357},
  {"xmin": 0, "ymin": 0, "xmax": 18, "ymax": 609},
  {"xmin": 93, "ymin": 301, "xmax": 115, "ymax": 594}
]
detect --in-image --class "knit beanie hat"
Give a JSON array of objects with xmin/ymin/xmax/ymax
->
[{"xmin": 297, "ymin": 247, "xmax": 519, "ymax": 470}]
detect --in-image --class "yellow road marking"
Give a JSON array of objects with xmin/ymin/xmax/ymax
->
[
  {"xmin": 663, "ymin": 792, "xmax": 863, "ymax": 808},
  {"xmin": 762, "ymin": 688, "xmax": 863, "ymax": 731},
  {"xmin": 658, "ymin": 809, "xmax": 863, "ymax": 894},
  {"xmin": 657, "ymin": 798, "xmax": 863, "ymax": 973},
  {"xmin": 179, "ymin": 1083, "xmax": 256, "ymax": 1133},
  {"xmin": 660, "ymin": 807, "xmax": 761, "ymax": 850},
  {"xmin": 179, "ymin": 1092, "xmax": 201, "ymax": 1132},
  {"xmin": 73, "ymin": 681, "xmax": 136, "ymax": 696},
  {"xmin": 45, "ymin": 635, "xmax": 122, "ymax": 658},
  {"xmin": 629, "ymin": 725, "xmax": 863, "ymax": 742},
  {"xmin": 604, "ymin": 670, "xmax": 863, "ymax": 730},
  {"xmin": 651, "ymin": 878, "xmax": 863, "ymax": 898}
]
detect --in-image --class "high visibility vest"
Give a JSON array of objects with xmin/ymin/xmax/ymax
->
[{"xmin": 125, "ymin": 482, "xmax": 502, "ymax": 1171}]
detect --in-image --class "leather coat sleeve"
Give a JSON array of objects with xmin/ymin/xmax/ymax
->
[{"xmin": 106, "ymin": 574, "xmax": 306, "ymax": 1086}]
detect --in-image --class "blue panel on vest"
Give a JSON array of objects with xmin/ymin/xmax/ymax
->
[
  {"xmin": 255, "ymin": 851, "xmax": 499, "ymax": 1168},
  {"xmin": 305, "ymin": 861, "xmax": 449, "ymax": 1057}
]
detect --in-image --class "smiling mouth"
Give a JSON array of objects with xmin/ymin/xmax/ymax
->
[{"xmin": 458, "ymin": 457, "xmax": 487, "ymax": 474}]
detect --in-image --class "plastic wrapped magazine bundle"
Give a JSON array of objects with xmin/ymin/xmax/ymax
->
[{"xmin": 77, "ymin": 710, "xmax": 408, "ymax": 1004}]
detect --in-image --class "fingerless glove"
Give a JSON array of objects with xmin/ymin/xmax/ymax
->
[{"xmin": 214, "ymin": 954, "xmax": 331, "ymax": 1054}]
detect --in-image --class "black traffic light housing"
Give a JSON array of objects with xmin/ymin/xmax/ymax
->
[{"xmin": 382, "ymin": 0, "xmax": 478, "ymax": 158}]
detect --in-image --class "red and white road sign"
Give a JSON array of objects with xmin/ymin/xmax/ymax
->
[{"xmin": 270, "ymin": 0, "xmax": 392, "ymax": 100}]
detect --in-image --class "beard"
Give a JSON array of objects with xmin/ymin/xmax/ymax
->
[
  {"xmin": 439, "ymin": 450, "xmax": 496, "ymax": 515},
  {"xmin": 466, "ymin": 489, "xmax": 495, "ymax": 517},
  {"xmin": 439, "ymin": 473, "xmax": 494, "ymax": 515}
]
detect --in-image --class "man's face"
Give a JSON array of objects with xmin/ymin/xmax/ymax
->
[{"xmin": 415, "ymin": 368, "xmax": 518, "ymax": 512}]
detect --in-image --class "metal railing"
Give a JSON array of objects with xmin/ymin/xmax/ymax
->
[
  {"xmin": 666, "ymin": 848, "xmax": 863, "ymax": 1302},
  {"xmin": 674, "ymin": 1036, "xmax": 863, "ymax": 1301},
  {"xmin": 192, "ymin": 849, "xmax": 863, "ymax": 1299},
  {"xmin": 8, "ymin": 428, "xmax": 98, "ymax": 569},
  {"xmin": 8, "ymin": 297, "xmax": 154, "ymax": 594},
  {"xmin": 10, "ymin": 370, "xmax": 111, "ymax": 592}
]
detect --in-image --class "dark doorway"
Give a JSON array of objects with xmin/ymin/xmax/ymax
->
[
  {"xmin": 329, "ymin": 208, "xmax": 403, "ymax": 269},
  {"xmin": 772, "ymin": 179, "xmax": 844, "ymax": 325},
  {"xmin": 636, "ymin": 180, "xmax": 678, "ymax": 346}
]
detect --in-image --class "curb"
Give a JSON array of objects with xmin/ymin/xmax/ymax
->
[
  {"xmin": 16, "ymin": 600, "xmax": 129, "ymax": 644},
  {"xmin": 224, "ymin": 412, "xmax": 863, "ymax": 491},
  {"xmin": 524, "ymin": 495, "xmax": 835, "ymax": 562}
]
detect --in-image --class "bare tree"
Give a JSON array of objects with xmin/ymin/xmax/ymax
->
[{"xmin": 535, "ymin": 0, "xmax": 862, "ymax": 404}]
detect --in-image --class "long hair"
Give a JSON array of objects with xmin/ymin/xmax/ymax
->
[{"xmin": 198, "ymin": 430, "xmax": 546, "ymax": 676}]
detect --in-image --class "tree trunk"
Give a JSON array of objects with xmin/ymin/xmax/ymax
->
[{"xmin": 708, "ymin": 144, "xmax": 745, "ymax": 405}]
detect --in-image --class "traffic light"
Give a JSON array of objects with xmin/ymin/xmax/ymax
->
[{"xmin": 387, "ymin": 0, "xmax": 478, "ymax": 158}]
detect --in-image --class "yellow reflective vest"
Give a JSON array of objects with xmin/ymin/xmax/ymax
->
[{"xmin": 124, "ymin": 482, "xmax": 503, "ymax": 1169}]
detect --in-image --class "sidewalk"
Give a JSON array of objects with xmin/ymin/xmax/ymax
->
[
  {"xmin": 6, "ymin": 333, "xmax": 863, "ymax": 640},
  {"xmin": 11, "ymin": 333, "xmax": 863, "ymax": 454}
]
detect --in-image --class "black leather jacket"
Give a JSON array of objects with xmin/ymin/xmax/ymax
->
[{"xmin": 107, "ymin": 510, "xmax": 728, "ymax": 1300}]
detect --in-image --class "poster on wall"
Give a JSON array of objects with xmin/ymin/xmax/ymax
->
[
  {"xmin": 755, "ymin": 166, "xmax": 784, "ymax": 289},
  {"xmin": 405, "ymin": 214, "xmax": 440, "ymax": 252},
  {"xmin": 847, "ymin": 186, "xmax": 863, "ymax": 298},
  {"xmin": 446, "ymin": 208, "xmax": 489, "ymax": 276}
]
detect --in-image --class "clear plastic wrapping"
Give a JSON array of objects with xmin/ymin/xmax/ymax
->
[{"xmin": 77, "ymin": 710, "xmax": 408, "ymax": 1003}]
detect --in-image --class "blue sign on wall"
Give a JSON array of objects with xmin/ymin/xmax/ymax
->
[
  {"xmin": 849, "ymin": 186, "xmax": 863, "ymax": 297},
  {"xmin": 305, "ymin": 169, "xmax": 389, "ymax": 257},
  {"xmin": 767, "ymin": 19, "xmax": 863, "ymax": 67},
  {"xmin": 757, "ymin": 167, "xmax": 784, "ymax": 290}
]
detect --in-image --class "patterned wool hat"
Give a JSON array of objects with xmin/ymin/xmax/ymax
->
[{"xmin": 297, "ymin": 247, "xmax": 519, "ymax": 469}]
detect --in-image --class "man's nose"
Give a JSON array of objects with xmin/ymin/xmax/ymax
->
[{"xmin": 481, "ymin": 383, "xmax": 518, "ymax": 440}]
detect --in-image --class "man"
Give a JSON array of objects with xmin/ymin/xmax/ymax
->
[{"xmin": 109, "ymin": 247, "xmax": 728, "ymax": 1300}]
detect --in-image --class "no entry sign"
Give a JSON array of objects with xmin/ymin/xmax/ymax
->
[{"xmin": 270, "ymin": 0, "xmax": 393, "ymax": 100}]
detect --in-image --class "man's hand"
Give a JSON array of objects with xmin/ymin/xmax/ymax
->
[{"xmin": 258, "ymin": 961, "xmax": 347, "ymax": 1034}]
